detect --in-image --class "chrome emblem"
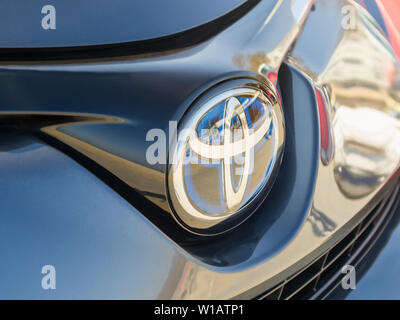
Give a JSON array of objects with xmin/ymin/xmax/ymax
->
[{"xmin": 168, "ymin": 79, "xmax": 285, "ymax": 234}]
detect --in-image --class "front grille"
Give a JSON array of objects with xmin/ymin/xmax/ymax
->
[{"xmin": 257, "ymin": 182, "xmax": 400, "ymax": 300}]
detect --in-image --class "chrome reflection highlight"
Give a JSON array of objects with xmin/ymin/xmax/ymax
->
[{"xmin": 168, "ymin": 80, "xmax": 285, "ymax": 233}]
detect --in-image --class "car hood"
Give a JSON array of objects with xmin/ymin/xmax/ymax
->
[{"xmin": 0, "ymin": 0, "xmax": 255, "ymax": 48}]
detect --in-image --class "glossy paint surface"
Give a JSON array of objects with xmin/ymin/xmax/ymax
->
[
  {"xmin": 0, "ymin": 135, "xmax": 185, "ymax": 299},
  {"xmin": 376, "ymin": 0, "xmax": 400, "ymax": 61},
  {"xmin": 0, "ymin": 0, "xmax": 245, "ymax": 48},
  {"xmin": 0, "ymin": 0, "xmax": 399, "ymax": 299}
]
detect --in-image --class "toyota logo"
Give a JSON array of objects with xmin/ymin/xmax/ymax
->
[{"xmin": 168, "ymin": 78, "xmax": 285, "ymax": 234}]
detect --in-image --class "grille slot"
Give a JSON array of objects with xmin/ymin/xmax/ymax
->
[{"xmin": 257, "ymin": 183, "xmax": 400, "ymax": 300}]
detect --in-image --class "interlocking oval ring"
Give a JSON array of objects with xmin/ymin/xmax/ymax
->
[{"xmin": 168, "ymin": 78, "xmax": 285, "ymax": 234}]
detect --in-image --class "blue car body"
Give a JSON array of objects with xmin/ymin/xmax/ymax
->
[{"xmin": 0, "ymin": 0, "xmax": 399, "ymax": 299}]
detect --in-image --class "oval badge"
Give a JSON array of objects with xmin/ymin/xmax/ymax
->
[{"xmin": 168, "ymin": 78, "xmax": 285, "ymax": 234}]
